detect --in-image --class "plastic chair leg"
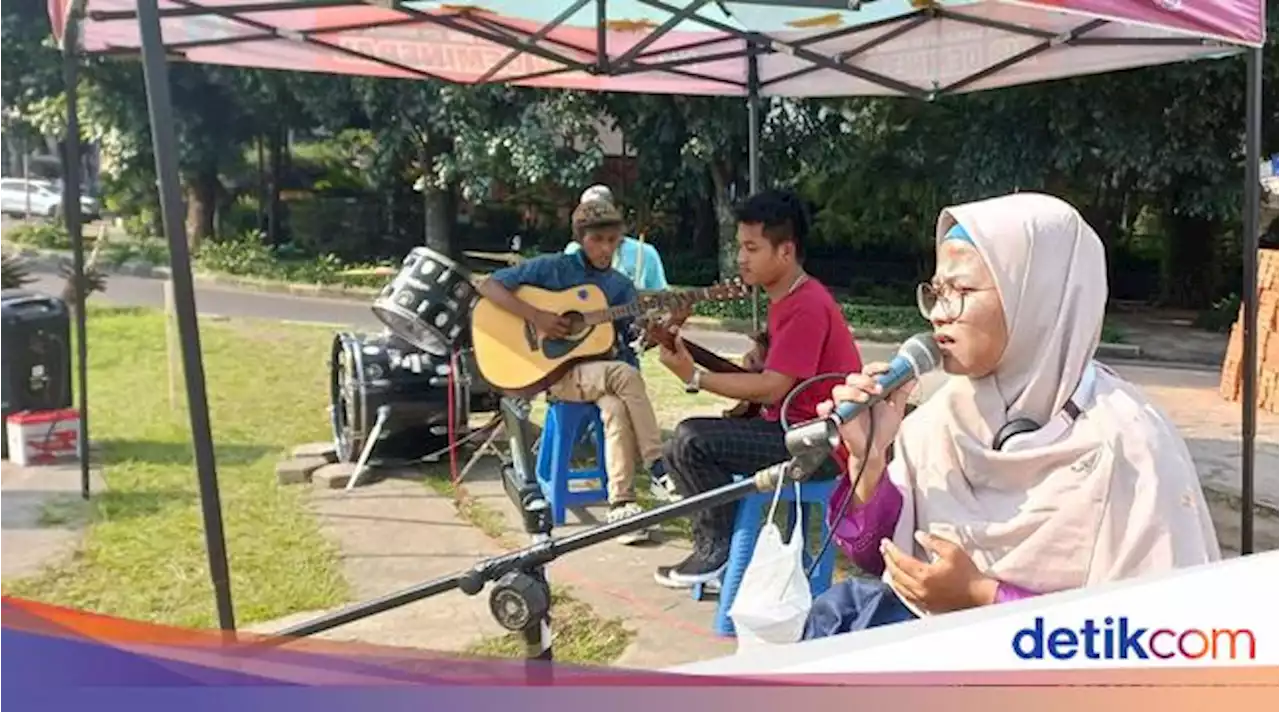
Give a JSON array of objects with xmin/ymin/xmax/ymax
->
[{"xmin": 714, "ymin": 497, "xmax": 763, "ymax": 637}]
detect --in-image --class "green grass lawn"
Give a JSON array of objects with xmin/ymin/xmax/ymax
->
[{"xmin": 2, "ymin": 306, "xmax": 350, "ymax": 628}]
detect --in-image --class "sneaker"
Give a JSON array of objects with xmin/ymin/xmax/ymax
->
[
  {"xmin": 653, "ymin": 553, "xmax": 700, "ymax": 589},
  {"xmin": 608, "ymin": 502, "xmax": 650, "ymax": 545},
  {"xmin": 652, "ymin": 565, "xmax": 722, "ymax": 593},
  {"xmin": 647, "ymin": 461, "xmax": 683, "ymax": 503},
  {"xmin": 655, "ymin": 547, "xmax": 728, "ymax": 587}
]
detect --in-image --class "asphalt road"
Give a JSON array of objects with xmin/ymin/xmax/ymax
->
[{"xmin": 24, "ymin": 268, "xmax": 896, "ymax": 361}]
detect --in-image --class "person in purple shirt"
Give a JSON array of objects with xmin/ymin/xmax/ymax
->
[{"xmin": 803, "ymin": 193, "xmax": 1219, "ymax": 639}]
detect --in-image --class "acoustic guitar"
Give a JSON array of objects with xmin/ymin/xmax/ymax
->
[
  {"xmin": 644, "ymin": 322, "xmax": 768, "ymax": 418},
  {"xmin": 470, "ymin": 280, "xmax": 750, "ymax": 398}
]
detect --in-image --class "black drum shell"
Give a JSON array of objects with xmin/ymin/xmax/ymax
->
[
  {"xmin": 330, "ymin": 331, "xmax": 464, "ymax": 463},
  {"xmin": 371, "ymin": 247, "xmax": 478, "ymax": 357}
]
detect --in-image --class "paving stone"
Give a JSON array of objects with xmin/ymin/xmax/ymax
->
[
  {"xmin": 312, "ymin": 462, "xmax": 358, "ymax": 489},
  {"xmin": 275, "ymin": 456, "xmax": 329, "ymax": 485},
  {"xmin": 291, "ymin": 441, "xmax": 338, "ymax": 463}
]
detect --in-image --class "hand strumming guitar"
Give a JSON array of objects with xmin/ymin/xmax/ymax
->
[{"xmin": 533, "ymin": 309, "xmax": 570, "ymax": 339}]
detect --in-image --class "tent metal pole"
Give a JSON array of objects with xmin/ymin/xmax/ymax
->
[
  {"xmin": 61, "ymin": 14, "xmax": 90, "ymax": 501},
  {"xmin": 136, "ymin": 0, "xmax": 237, "ymax": 631},
  {"xmin": 747, "ymin": 48, "xmax": 761, "ymax": 332},
  {"xmin": 1240, "ymin": 45, "xmax": 1262, "ymax": 556}
]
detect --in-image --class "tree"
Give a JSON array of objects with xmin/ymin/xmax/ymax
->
[
  {"xmin": 2, "ymin": 0, "xmax": 67, "ymax": 174},
  {"xmin": 300, "ymin": 77, "xmax": 606, "ymax": 257}
]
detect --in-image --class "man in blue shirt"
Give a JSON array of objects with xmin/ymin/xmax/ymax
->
[
  {"xmin": 477, "ymin": 199, "xmax": 667, "ymax": 543},
  {"xmin": 564, "ymin": 185, "xmax": 669, "ymax": 292}
]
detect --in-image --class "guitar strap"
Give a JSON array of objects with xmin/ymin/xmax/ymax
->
[{"xmin": 634, "ymin": 233, "xmax": 647, "ymax": 286}]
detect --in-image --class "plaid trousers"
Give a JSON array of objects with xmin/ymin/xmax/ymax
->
[{"xmin": 661, "ymin": 417, "xmax": 839, "ymax": 550}]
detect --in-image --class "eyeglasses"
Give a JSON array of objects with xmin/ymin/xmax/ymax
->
[{"xmin": 916, "ymin": 282, "xmax": 966, "ymax": 320}]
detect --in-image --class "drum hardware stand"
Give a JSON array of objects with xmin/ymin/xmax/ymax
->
[
  {"xmin": 346, "ymin": 404, "xmax": 391, "ymax": 492},
  {"xmin": 456, "ymin": 415, "xmax": 507, "ymax": 483},
  {"xmin": 418, "ymin": 412, "xmax": 507, "ymax": 484}
]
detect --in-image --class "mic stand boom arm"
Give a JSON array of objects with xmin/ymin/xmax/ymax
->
[{"xmin": 269, "ymin": 421, "xmax": 830, "ymax": 661}]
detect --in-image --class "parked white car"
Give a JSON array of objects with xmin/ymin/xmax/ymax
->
[{"xmin": 0, "ymin": 178, "xmax": 100, "ymax": 219}]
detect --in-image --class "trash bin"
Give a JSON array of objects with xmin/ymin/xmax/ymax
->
[{"xmin": 1, "ymin": 290, "xmax": 73, "ymax": 459}]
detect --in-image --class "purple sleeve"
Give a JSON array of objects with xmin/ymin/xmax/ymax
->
[
  {"xmin": 827, "ymin": 472, "xmax": 902, "ymax": 576},
  {"xmin": 994, "ymin": 581, "xmax": 1039, "ymax": 603}
]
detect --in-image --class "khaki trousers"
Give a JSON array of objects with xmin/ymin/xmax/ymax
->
[{"xmin": 546, "ymin": 360, "xmax": 664, "ymax": 504}]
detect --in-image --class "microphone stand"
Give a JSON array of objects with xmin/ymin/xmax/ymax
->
[{"xmin": 269, "ymin": 397, "xmax": 832, "ymax": 678}]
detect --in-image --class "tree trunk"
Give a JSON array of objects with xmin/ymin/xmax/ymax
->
[
  {"xmin": 423, "ymin": 184, "xmax": 457, "ymax": 257},
  {"xmin": 419, "ymin": 136, "xmax": 457, "ymax": 257},
  {"xmin": 1079, "ymin": 181, "xmax": 1130, "ymax": 303},
  {"xmin": 183, "ymin": 167, "xmax": 218, "ymax": 250},
  {"xmin": 1159, "ymin": 209, "xmax": 1218, "ymax": 308},
  {"xmin": 267, "ymin": 122, "xmax": 285, "ymax": 246},
  {"xmin": 708, "ymin": 162, "xmax": 737, "ymax": 281}
]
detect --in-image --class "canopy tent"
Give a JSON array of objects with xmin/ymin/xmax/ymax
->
[
  {"xmin": 48, "ymin": 0, "xmax": 1266, "ymax": 636},
  {"xmin": 58, "ymin": 0, "xmax": 1262, "ymax": 96}
]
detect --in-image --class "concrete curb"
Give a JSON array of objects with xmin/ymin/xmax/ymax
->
[
  {"xmin": 9, "ymin": 245, "xmax": 1145, "ymax": 360},
  {"xmin": 5, "ymin": 246, "xmax": 384, "ymax": 299}
]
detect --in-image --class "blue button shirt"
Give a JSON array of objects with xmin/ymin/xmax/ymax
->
[
  {"xmin": 564, "ymin": 236, "xmax": 669, "ymax": 291},
  {"xmin": 490, "ymin": 252, "xmax": 640, "ymax": 367}
]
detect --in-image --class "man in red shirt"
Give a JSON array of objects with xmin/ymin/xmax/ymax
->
[{"xmin": 653, "ymin": 189, "xmax": 863, "ymax": 587}]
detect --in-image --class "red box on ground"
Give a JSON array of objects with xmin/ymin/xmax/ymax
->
[{"xmin": 5, "ymin": 409, "xmax": 81, "ymax": 466}]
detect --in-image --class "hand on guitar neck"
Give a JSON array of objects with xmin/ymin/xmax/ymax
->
[{"xmin": 644, "ymin": 318, "xmax": 769, "ymax": 419}]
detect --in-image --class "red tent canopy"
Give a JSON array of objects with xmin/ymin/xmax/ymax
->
[
  {"xmin": 45, "ymin": 0, "xmax": 1268, "ymax": 638},
  {"xmin": 52, "ymin": 0, "xmax": 1263, "ymax": 97}
]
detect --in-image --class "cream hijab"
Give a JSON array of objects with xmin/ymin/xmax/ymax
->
[{"xmin": 887, "ymin": 192, "xmax": 1220, "ymax": 599}]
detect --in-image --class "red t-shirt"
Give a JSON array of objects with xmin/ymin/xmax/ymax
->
[{"xmin": 760, "ymin": 278, "xmax": 863, "ymax": 426}]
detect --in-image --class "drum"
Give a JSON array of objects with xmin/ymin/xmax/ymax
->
[
  {"xmin": 371, "ymin": 247, "xmax": 479, "ymax": 357},
  {"xmin": 329, "ymin": 330, "xmax": 465, "ymax": 463}
]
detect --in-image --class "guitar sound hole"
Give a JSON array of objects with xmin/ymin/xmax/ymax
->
[{"xmin": 562, "ymin": 311, "xmax": 587, "ymax": 337}]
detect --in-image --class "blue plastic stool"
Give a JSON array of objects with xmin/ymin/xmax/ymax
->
[
  {"xmin": 535, "ymin": 401, "xmax": 610, "ymax": 525},
  {"xmin": 692, "ymin": 476, "xmax": 839, "ymax": 637}
]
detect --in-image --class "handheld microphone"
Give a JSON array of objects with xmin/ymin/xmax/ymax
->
[{"xmin": 784, "ymin": 332, "xmax": 943, "ymax": 458}]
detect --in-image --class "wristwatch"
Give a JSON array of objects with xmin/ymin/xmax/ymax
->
[{"xmin": 685, "ymin": 368, "xmax": 704, "ymax": 394}]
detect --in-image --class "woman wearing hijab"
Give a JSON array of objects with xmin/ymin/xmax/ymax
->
[{"xmin": 802, "ymin": 192, "xmax": 1221, "ymax": 638}]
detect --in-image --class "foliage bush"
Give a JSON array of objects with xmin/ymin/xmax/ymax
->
[
  {"xmin": 2, "ymin": 252, "xmax": 35, "ymax": 289},
  {"xmin": 1194, "ymin": 293, "xmax": 1242, "ymax": 333},
  {"xmin": 6, "ymin": 222, "xmax": 72, "ymax": 249}
]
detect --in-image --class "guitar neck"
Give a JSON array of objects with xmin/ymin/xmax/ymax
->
[
  {"xmin": 585, "ymin": 286, "xmax": 719, "ymax": 325},
  {"xmin": 681, "ymin": 338, "xmax": 747, "ymax": 374}
]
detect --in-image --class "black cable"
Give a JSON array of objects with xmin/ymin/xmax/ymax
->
[
  {"xmin": 805, "ymin": 417, "xmax": 874, "ymax": 580},
  {"xmin": 770, "ymin": 370, "xmax": 878, "ymax": 581},
  {"xmin": 32, "ymin": 331, "xmax": 72, "ymax": 459}
]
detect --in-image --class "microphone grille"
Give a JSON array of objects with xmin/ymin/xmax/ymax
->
[{"xmin": 901, "ymin": 332, "xmax": 944, "ymax": 374}]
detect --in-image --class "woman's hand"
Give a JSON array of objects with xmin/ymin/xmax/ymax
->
[
  {"xmin": 816, "ymin": 362, "xmax": 916, "ymax": 475},
  {"xmin": 881, "ymin": 532, "xmax": 999, "ymax": 614}
]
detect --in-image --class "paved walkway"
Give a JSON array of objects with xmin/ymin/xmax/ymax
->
[
  {"xmin": 1, "ymin": 461, "xmax": 105, "ymax": 581},
  {"xmin": 248, "ymin": 476, "xmax": 512, "ymax": 650},
  {"xmin": 246, "ymin": 361, "xmax": 1276, "ymax": 668}
]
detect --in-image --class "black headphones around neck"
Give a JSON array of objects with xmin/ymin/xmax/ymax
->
[{"xmin": 991, "ymin": 400, "xmax": 1083, "ymax": 451}]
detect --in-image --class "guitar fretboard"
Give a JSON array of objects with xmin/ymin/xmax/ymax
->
[{"xmin": 584, "ymin": 286, "xmax": 728, "ymax": 325}]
